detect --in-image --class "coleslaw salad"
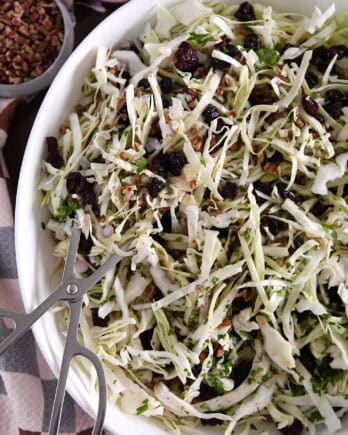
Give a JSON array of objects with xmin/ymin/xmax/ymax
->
[{"xmin": 39, "ymin": 1, "xmax": 348, "ymax": 433}]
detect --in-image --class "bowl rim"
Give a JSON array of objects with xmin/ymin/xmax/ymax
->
[{"xmin": 0, "ymin": 0, "xmax": 74, "ymax": 98}]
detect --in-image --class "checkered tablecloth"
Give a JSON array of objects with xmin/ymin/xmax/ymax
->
[{"xmin": 0, "ymin": 1, "xmax": 127, "ymax": 434}]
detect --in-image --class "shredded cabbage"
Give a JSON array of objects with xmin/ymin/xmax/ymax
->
[{"xmin": 40, "ymin": 0, "xmax": 348, "ymax": 433}]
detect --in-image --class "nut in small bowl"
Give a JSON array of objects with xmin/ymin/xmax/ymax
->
[{"xmin": 0, "ymin": 0, "xmax": 74, "ymax": 98}]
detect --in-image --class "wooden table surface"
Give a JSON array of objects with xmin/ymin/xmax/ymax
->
[{"xmin": 4, "ymin": 4, "xmax": 118, "ymax": 196}]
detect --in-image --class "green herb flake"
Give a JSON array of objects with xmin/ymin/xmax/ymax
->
[
  {"xmin": 211, "ymin": 276, "xmax": 219, "ymax": 286},
  {"xmin": 309, "ymin": 410, "xmax": 323, "ymax": 422},
  {"xmin": 136, "ymin": 157, "xmax": 147, "ymax": 174},
  {"xmin": 200, "ymin": 157, "xmax": 207, "ymax": 167},
  {"xmin": 250, "ymin": 423, "xmax": 257, "ymax": 431},
  {"xmin": 240, "ymin": 330, "xmax": 252, "ymax": 340},
  {"xmin": 53, "ymin": 201, "xmax": 80, "ymax": 223},
  {"xmin": 257, "ymin": 48, "xmax": 280, "ymax": 65},
  {"xmin": 136, "ymin": 398, "xmax": 149, "ymax": 415},
  {"xmin": 200, "ymin": 402, "xmax": 211, "ymax": 411},
  {"xmin": 207, "ymin": 374, "xmax": 225, "ymax": 394},
  {"xmin": 243, "ymin": 228, "xmax": 251, "ymax": 241},
  {"xmin": 248, "ymin": 368, "xmax": 263, "ymax": 384},
  {"xmin": 188, "ymin": 32, "xmax": 213, "ymax": 46},
  {"xmin": 261, "ymin": 374, "xmax": 269, "ymax": 383}
]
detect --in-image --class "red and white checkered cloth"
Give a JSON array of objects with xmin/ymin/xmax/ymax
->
[{"xmin": 0, "ymin": 1, "xmax": 127, "ymax": 434}]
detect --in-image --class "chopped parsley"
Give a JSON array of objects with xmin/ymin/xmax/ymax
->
[
  {"xmin": 136, "ymin": 157, "xmax": 147, "ymax": 174},
  {"xmin": 309, "ymin": 410, "xmax": 323, "ymax": 422},
  {"xmin": 248, "ymin": 368, "xmax": 263, "ymax": 384},
  {"xmin": 188, "ymin": 32, "xmax": 213, "ymax": 46},
  {"xmin": 136, "ymin": 398, "xmax": 149, "ymax": 415},
  {"xmin": 53, "ymin": 201, "xmax": 80, "ymax": 222},
  {"xmin": 200, "ymin": 402, "xmax": 211, "ymax": 411},
  {"xmin": 257, "ymin": 48, "xmax": 280, "ymax": 65},
  {"xmin": 206, "ymin": 374, "xmax": 225, "ymax": 394}
]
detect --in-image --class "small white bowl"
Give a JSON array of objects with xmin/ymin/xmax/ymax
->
[
  {"xmin": 15, "ymin": 1, "xmax": 348, "ymax": 434},
  {"xmin": 0, "ymin": 0, "xmax": 74, "ymax": 98}
]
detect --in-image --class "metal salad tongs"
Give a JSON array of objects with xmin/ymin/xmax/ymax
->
[{"xmin": 0, "ymin": 228, "xmax": 122, "ymax": 435}]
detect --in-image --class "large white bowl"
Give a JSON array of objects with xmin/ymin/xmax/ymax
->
[{"xmin": 15, "ymin": 0, "xmax": 348, "ymax": 434}]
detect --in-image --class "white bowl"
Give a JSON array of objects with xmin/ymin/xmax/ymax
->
[{"xmin": 15, "ymin": 1, "xmax": 348, "ymax": 434}]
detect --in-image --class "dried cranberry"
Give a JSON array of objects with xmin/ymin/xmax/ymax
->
[
  {"xmin": 324, "ymin": 102, "xmax": 343, "ymax": 119},
  {"xmin": 326, "ymin": 89, "xmax": 344, "ymax": 102},
  {"xmin": 121, "ymin": 70, "xmax": 131, "ymax": 83},
  {"xmin": 235, "ymin": 1, "xmax": 256, "ymax": 21},
  {"xmin": 231, "ymin": 359, "xmax": 252, "ymax": 388},
  {"xmin": 223, "ymin": 44, "xmax": 241, "ymax": 58},
  {"xmin": 67, "ymin": 172, "xmax": 87, "ymax": 195},
  {"xmin": 139, "ymin": 328, "xmax": 154, "ymax": 350},
  {"xmin": 276, "ymin": 182, "xmax": 296, "ymax": 201},
  {"xmin": 220, "ymin": 181, "xmax": 238, "ymax": 199},
  {"xmin": 210, "ymin": 56, "xmax": 230, "ymax": 71},
  {"xmin": 192, "ymin": 364, "xmax": 202, "ymax": 377},
  {"xmin": 305, "ymin": 72, "xmax": 318, "ymax": 88},
  {"xmin": 203, "ymin": 104, "xmax": 220, "ymax": 123},
  {"xmin": 161, "ymin": 208, "xmax": 172, "ymax": 233},
  {"xmin": 299, "ymin": 345, "xmax": 316, "ymax": 373},
  {"xmin": 268, "ymin": 151, "xmax": 283, "ymax": 163},
  {"xmin": 66, "ymin": 172, "xmax": 96, "ymax": 206},
  {"xmin": 302, "ymin": 96, "xmax": 320, "ymax": 118},
  {"xmin": 91, "ymin": 308, "xmax": 109, "ymax": 327},
  {"xmin": 138, "ymin": 78, "xmax": 150, "ymax": 88},
  {"xmin": 153, "ymin": 286, "xmax": 163, "ymax": 301},
  {"xmin": 201, "ymin": 418, "xmax": 224, "ymax": 426},
  {"xmin": 249, "ymin": 84, "xmax": 277, "ymax": 105},
  {"xmin": 160, "ymin": 77, "xmax": 174, "ymax": 94},
  {"xmin": 167, "ymin": 152, "xmax": 186, "ymax": 176},
  {"xmin": 253, "ymin": 180, "xmax": 272, "ymax": 204},
  {"xmin": 162, "ymin": 97, "xmax": 172, "ymax": 109},
  {"xmin": 311, "ymin": 46, "xmax": 336, "ymax": 73},
  {"xmin": 199, "ymin": 382, "xmax": 218, "ymax": 401},
  {"xmin": 78, "ymin": 234, "xmax": 93, "ymax": 255},
  {"xmin": 174, "ymin": 42, "xmax": 199, "ymax": 72},
  {"xmin": 261, "ymin": 216, "xmax": 286, "ymax": 235},
  {"xmin": 148, "ymin": 178, "xmax": 166, "ymax": 198},
  {"xmin": 149, "ymin": 152, "xmax": 170, "ymax": 176},
  {"xmin": 46, "ymin": 136, "xmax": 64, "ymax": 169},
  {"xmin": 118, "ymin": 113, "xmax": 130, "ymax": 129},
  {"xmin": 311, "ymin": 46, "xmax": 327, "ymax": 65},
  {"xmin": 244, "ymin": 33, "xmax": 261, "ymax": 51},
  {"xmin": 331, "ymin": 44, "xmax": 347, "ymax": 60},
  {"xmin": 80, "ymin": 185, "xmax": 97, "ymax": 206},
  {"xmin": 214, "ymin": 226, "xmax": 229, "ymax": 239},
  {"xmin": 280, "ymin": 420, "xmax": 303, "ymax": 435}
]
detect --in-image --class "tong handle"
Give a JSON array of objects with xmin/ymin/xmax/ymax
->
[
  {"xmin": 0, "ymin": 288, "xmax": 65, "ymax": 356},
  {"xmin": 49, "ymin": 299, "xmax": 107, "ymax": 435}
]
